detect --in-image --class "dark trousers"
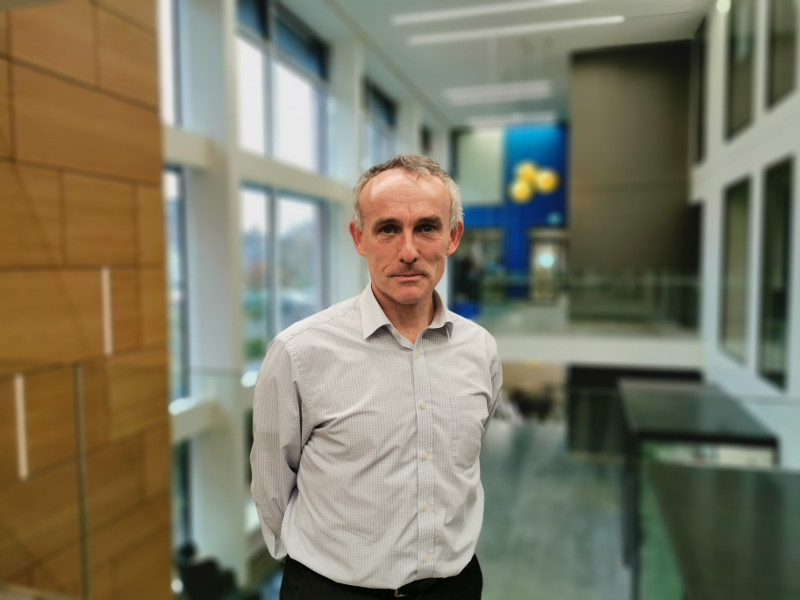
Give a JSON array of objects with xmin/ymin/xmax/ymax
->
[{"xmin": 280, "ymin": 554, "xmax": 483, "ymax": 600}]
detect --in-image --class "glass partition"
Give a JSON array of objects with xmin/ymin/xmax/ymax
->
[
  {"xmin": 450, "ymin": 269, "xmax": 700, "ymax": 336},
  {"xmin": 767, "ymin": 0, "xmax": 796, "ymax": 107},
  {"xmin": 726, "ymin": 0, "xmax": 756, "ymax": 138},
  {"xmin": 759, "ymin": 158, "xmax": 793, "ymax": 387},
  {"xmin": 720, "ymin": 178, "xmax": 751, "ymax": 361}
]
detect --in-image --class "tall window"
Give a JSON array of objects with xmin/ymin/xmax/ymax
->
[
  {"xmin": 236, "ymin": 2, "xmax": 328, "ymax": 170},
  {"xmin": 767, "ymin": 0, "xmax": 796, "ymax": 108},
  {"xmin": 691, "ymin": 19, "xmax": 707, "ymax": 164},
  {"xmin": 726, "ymin": 0, "xmax": 756, "ymax": 139},
  {"xmin": 364, "ymin": 80, "xmax": 397, "ymax": 168},
  {"xmin": 273, "ymin": 61, "xmax": 323, "ymax": 171},
  {"xmin": 165, "ymin": 169, "xmax": 191, "ymax": 549},
  {"xmin": 759, "ymin": 159, "xmax": 793, "ymax": 387},
  {"xmin": 277, "ymin": 195, "xmax": 326, "ymax": 330},
  {"xmin": 240, "ymin": 186, "xmax": 271, "ymax": 373},
  {"xmin": 240, "ymin": 188, "xmax": 327, "ymax": 375},
  {"xmin": 273, "ymin": 7, "xmax": 328, "ymax": 172},
  {"xmin": 720, "ymin": 178, "xmax": 751, "ymax": 361},
  {"xmin": 164, "ymin": 168, "xmax": 189, "ymax": 399},
  {"xmin": 158, "ymin": 0, "xmax": 180, "ymax": 125},
  {"xmin": 237, "ymin": 37, "xmax": 268, "ymax": 155}
]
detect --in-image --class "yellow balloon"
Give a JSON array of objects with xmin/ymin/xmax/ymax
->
[
  {"xmin": 537, "ymin": 169, "xmax": 560, "ymax": 194},
  {"xmin": 515, "ymin": 161, "xmax": 539, "ymax": 185},
  {"xmin": 509, "ymin": 179, "xmax": 533, "ymax": 203}
]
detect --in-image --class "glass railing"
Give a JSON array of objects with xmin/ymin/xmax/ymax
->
[
  {"xmin": 4, "ymin": 359, "xmax": 798, "ymax": 600},
  {"xmin": 484, "ymin": 380, "xmax": 800, "ymax": 600},
  {"xmin": 0, "ymin": 361, "xmax": 269, "ymax": 600},
  {"xmin": 451, "ymin": 270, "xmax": 700, "ymax": 336}
]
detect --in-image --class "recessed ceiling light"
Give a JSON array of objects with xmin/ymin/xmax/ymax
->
[
  {"xmin": 409, "ymin": 16, "xmax": 625, "ymax": 46},
  {"xmin": 392, "ymin": 0, "xmax": 584, "ymax": 26},
  {"xmin": 445, "ymin": 80, "xmax": 553, "ymax": 106},
  {"xmin": 716, "ymin": 0, "xmax": 731, "ymax": 14},
  {"xmin": 467, "ymin": 111, "xmax": 558, "ymax": 129}
]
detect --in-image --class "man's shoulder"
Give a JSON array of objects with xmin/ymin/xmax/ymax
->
[
  {"xmin": 274, "ymin": 295, "xmax": 361, "ymax": 346},
  {"xmin": 449, "ymin": 310, "xmax": 493, "ymax": 338},
  {"xmin": 447, "ymin": 311, "xmax": 498, "ymax": 354}
]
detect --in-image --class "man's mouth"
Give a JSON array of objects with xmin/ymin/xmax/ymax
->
[{"xmin": 392, "ymin": 273, "xmax": 424, "ymax": 280}]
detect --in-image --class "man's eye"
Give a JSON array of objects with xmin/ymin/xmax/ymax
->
[
  {"xmin": 420, "ymin": 225, "xmax": 435, "ymax": 233},
  {"xmin": 381, "ymin": 225, "xmax": 395, "ymax": 234}
]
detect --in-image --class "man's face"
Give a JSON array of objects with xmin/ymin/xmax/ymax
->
[{"xmin": 350, "ymin": 169, "xmax": 463, "ymax": 312}]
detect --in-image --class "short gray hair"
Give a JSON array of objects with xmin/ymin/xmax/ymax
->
[{"xmin": 352, "ymin": 154, "xmax": 463, "ymax": 231}]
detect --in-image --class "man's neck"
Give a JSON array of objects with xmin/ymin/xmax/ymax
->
[{"xmin": 371, "ymin": 285, "xmax": 437, "ymax": 344}]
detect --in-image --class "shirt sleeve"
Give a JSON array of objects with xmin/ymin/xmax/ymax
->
[
  {"xmin": 250, "ymin": 337, "xmax": 309, "ymax": 560},
  {"xmin": 482, "ymin": 333, "xmax": 503, "ymax": 435}
]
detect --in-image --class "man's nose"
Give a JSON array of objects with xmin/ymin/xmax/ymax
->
[{"xmin": 398, "ymin": 232, "xmax": 419, "ymax": 263}]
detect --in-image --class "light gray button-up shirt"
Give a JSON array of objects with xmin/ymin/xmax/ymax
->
[{"xmin": 251, "ymin": 284, "xmax": 502, "ymax": 589}]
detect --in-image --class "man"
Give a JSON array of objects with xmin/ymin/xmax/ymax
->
[{"xmin": 251, "ymin": 154, "xmax": 502, "ymax": 599}]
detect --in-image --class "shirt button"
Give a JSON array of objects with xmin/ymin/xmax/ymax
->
[
  {"xmin": 423, "ymin": 554, "xmax": 430, "ymax": 563},
  {"xmin": 422, "ymin": 451, "xmax": 429, "ymax": 460},
  {"xmin": 422, "ymin": 503, "xmax": 430, "ymax": 511},
  {"xmin": 420, "ymin": 401, "xmax": 427, "ymax": 409},
  {"xmin": 415, "ymin": 352, "xmax": 421, "ymax": 359}
]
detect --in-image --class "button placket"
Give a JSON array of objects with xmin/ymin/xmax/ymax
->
[{"xmin": 413, "ymin": 337, "xmax": 436, "ymax": 576}]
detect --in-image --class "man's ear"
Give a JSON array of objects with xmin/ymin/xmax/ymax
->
[
  {"xmin": 446, "ymin": 221, "xmax": 464, "ymax": 256},
  {"xmin": 349, "ymin": 221, "xmax": 367, "ymax": 257}
]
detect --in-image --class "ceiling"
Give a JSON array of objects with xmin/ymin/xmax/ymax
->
[{"xmin": 286, "ymin": 0, "xmax": 713, "ymax": 128}]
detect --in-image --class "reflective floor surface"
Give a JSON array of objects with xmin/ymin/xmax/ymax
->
[{"xmin": 478, "ymin": 420, "xmax": 630, "ymax": 600}]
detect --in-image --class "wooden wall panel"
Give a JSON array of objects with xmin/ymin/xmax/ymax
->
[
  {"xmin": 25, "ymin": 367, "xmax": 77, "ymax": 475},
  {"xmin": 64, "ymin": 174, "xmax": 137, "ymax": 265},
  {"xmin": 140, "ymin": 268, "xmax": 167, "ymax": 346},
  {"xmin": 91, "ymin": 564, "xmax": 113, "ymax": 600},
  {"xmin": 107, "ymin": 348, "xmax": 167, "ymax": 440},
  {"xmin": 137, "ymin": 185, "xmax": 165, "ymax": 265},
  {"xmin": 0, "ymin": 461, "xmax": 79, "ymax": 579},
  {"xmin": 96, "ymin": 0, "xmax": 156, "ymax": 31},
  {"xmin": 0, "ymin": 58, "xmax": 10, "ymax": 158},
  {"xmin": 91, "ymin": 493, "xmax": 169, "ymax": 567},
  {"xmin": 86, "ymin": 437, "xmax": 143, "ymax": 531},
  {"xmin": 82, "ymin": 362, "xmax": 109, "ymax": 451},
  {"xmin": 0, "ymin": 14, "xmax": 8, "ymax": 56},
  {"xmin": 2, "ymin": 1, "xmax": 168, "ymax": 596},
  {"xmin": 143, "ymin": 425, "xmax": 169, "ymax": 498},
  {"xmin": 13, "ymin": 64, "xmax": 161, "ymax": 183},
  {"xmin": 0, "ymin": 163, "xmax": 62, "ymax": 267},
  {"xmin": 31, "ymin": 543, "xmax": 82, "ymax": 596},
  {"xmin": 111, "ymin": 269, "xmax": 140, "ymax": 352},
  {"xmin": 7, "ymin": 569, "xmax": 33, "ymax": 587},
  {"xmin": 110, "ymin": 530, "xmax": 172, "ymax": 600},
  {"xmin": 0, "ymin": 376, "xmax": 17, "ymax": 487},
  {"xmin": 9, "ymin": 0, "xmax": 95, "ymax": 85},
  {"xmin": 97, "ymin": 9, "xmax": 158, "ymax": 106},
  {"xmin": 0, "ymin": 270, "xmax": 104, "ymax": 362}
]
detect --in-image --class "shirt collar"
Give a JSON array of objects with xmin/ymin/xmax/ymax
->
[{"xmin": 359, "ymin": 284, "xmax": 455, "ymax": 340}]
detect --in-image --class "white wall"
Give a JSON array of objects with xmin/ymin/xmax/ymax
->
[
  {"xmin": 692, "ymin": 1, "xmax": 800, "ymax": 464},
  {"xmin": 455, "ymin": 129, "xmax": 504, "ymax": 206}
]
